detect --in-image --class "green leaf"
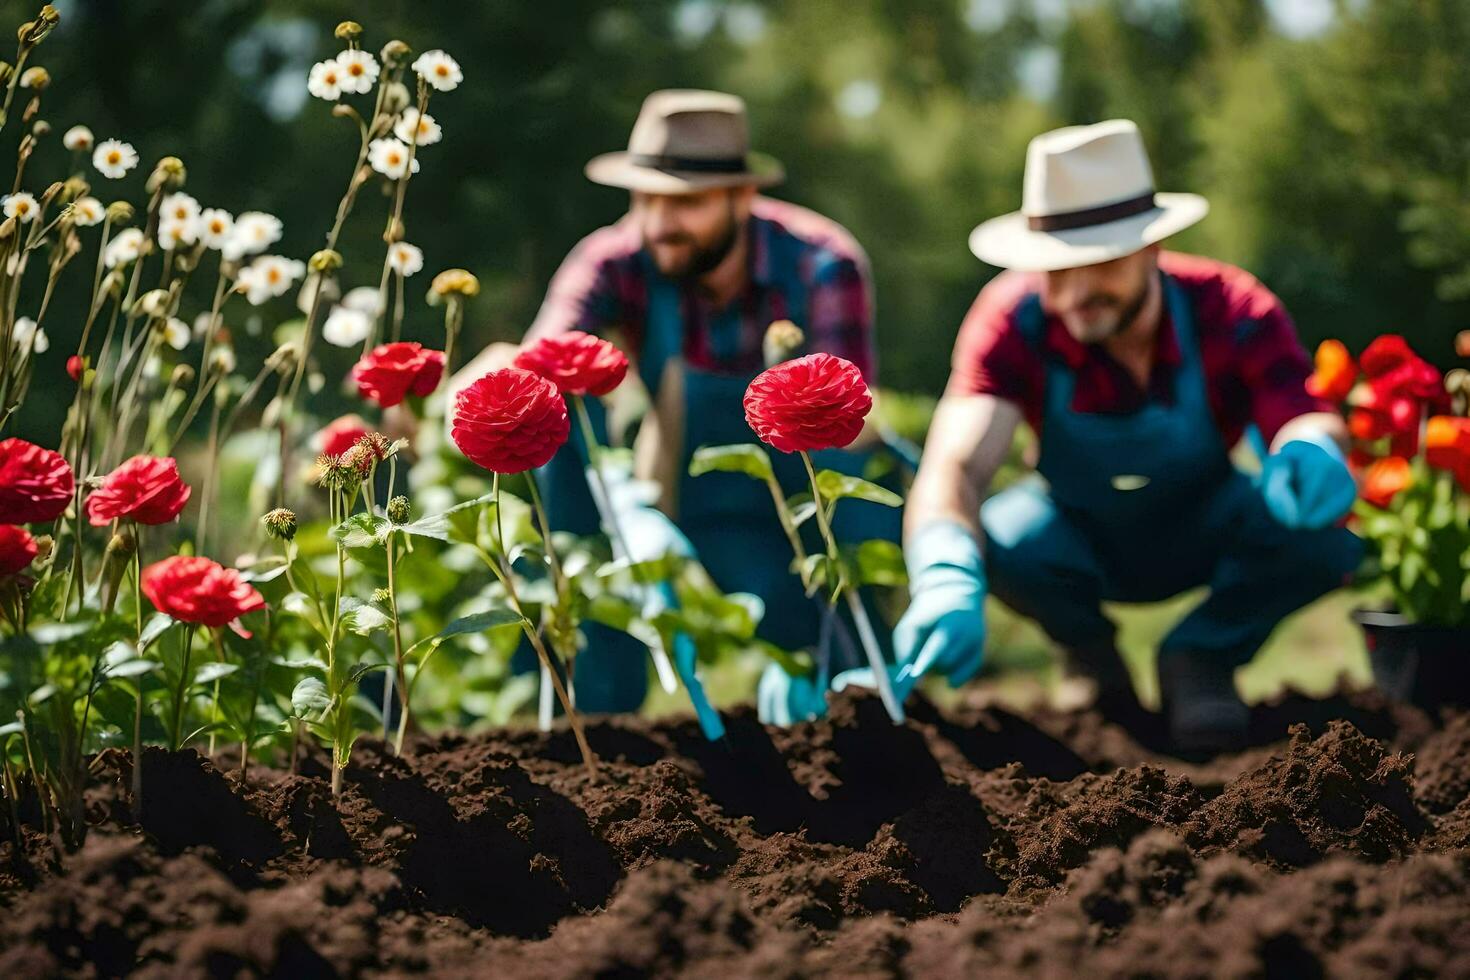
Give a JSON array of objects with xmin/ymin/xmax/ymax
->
[
  {"xmin": 396, "ymin": 512, "xmax": 451, "ymax": 541},
  {"xmin": 291, "ymin": 676, "xmax": 330, "ymax": 717},
  {"xmin": 194, "ymin": 662, "xmax": 240, "ymax": 686},
  {"xmin": 331, "ymin": 513, "xmax": 390, "ymax": 549},
  {"xmin": 430, "ymin": 608, "xmax": 522, "ymax": 643},
  {"xmin": 786, "ymin": 492, "xmax": 818, "ymax": 528},
  {"xmin": 340, "ymin": 597, "xmax": 393, "ymax": 636},
  {"xmin": 140, "ymin": 613, "xmax": 176, "ymax": 650},
  {"xmin": 841, "ymin": 539, "xmax": 908, "ymax": 587},
  {"xmin": 814, "ymin": 469, "xmax": 902, "ymax": 508},
  {"xmin": 438, "ymin": 492, "xmax": 498, "ymax": 545},
  {"xmin": 348, "ymin": 661, "xmax": 389, "ymax": 685},
  {"xmin": 689, "ymin": 444, "xmax": 774, "ymax": 483}
]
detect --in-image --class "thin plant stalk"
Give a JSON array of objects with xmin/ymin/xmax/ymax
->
[
  {"xmin": 130, "ymin": 526, "xmax": 144, "ymax": 820},
  {"xmin": 798, "ymin": 450, "xmax": 904, "ymax": 724}
]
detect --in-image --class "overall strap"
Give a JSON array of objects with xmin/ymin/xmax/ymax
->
[
  {"xmin": 1015, "ymin": 292, "xmax": 1077, "ymax": 420},
  {"xmin": 637, "ymin": 255, "xmax": 685, "ymax": 399}
]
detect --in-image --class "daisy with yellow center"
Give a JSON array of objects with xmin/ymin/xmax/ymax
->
[
  {"xmin": 92, "ymin": 139, "xmax": 139, "ymax": 179},
  {"xmin": 368, "ymin": 138, "xmax": 422, "ymax": 180},
  {"xmin": 3, "ymin": 193, "xmax": 37, "ymax": 223}
]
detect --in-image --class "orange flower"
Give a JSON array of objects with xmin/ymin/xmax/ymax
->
[
  {"xmin": 1425, "ymin": 415, "xmax": 1470, "ymax": 492},
  {"xmin": 1360, "ymin": 456, "xmax": 1413, "ymax": 509},
  {"xmin": 1456, "ymin": 330, "xmax": 1470, "ymax": 359},
  {"xmin": 1306, "ymin": 339, "xmax": 1357, "ymax": 403}
]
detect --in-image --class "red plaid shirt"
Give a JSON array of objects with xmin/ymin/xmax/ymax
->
[
  {"xmin": 526, "ymin": 196, "xmax": 875, "ymax": 380},
  {"xmin": 947, "ymin": 251, "xmax": 1328, "ymax": 446}
]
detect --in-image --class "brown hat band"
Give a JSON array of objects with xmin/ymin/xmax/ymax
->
[
  {"xmin": 1027, "ymin": 191, "xmax": 1156, "ymax": 232},
  {"xmin": 629, "ymin": 152, "xmax": 749, "ymax": 173}
]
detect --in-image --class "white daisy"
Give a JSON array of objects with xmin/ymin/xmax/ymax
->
[
  {"xmin": 161, "ymin": 192, "xmax": 200, "ymax": 226},
  {"xmin": 387, "ymin": 241, "xmax": 423, "ymax": 277},
  {"xmin": 412, "ymin": 50, "xmax": 462, "ymax": 92},
  {"xmin": 335, "ymin": 49, "xmax": 380, "ymax": 95},
  {"xmin": 103, "ymin": 227, "xmax": 145, "ymax": 268},
  {"xmin": 157, "ymin": 216, "xmax": 198, "ymax": 251},
  {"xmin": 307, "ymin": 58, "xmax": 344, "ymax": 101},
  {"xmin": 3, "ymin": 193, "xmax": 38, "ymax": 223},
  {"xmin": 69, "ymin": 196, "xmax": 104, "ymax": 226},
  {"xmin": 210, "ymin": 345, "xmax": 237, "ymax": 375},
  {"xmin": 93, "ymin": 139, "xmax": 139, "ymax": 179},
  {"xmin": 63, "ymin": 125, "xmax": 94, "ymax": 151},
  {"xmin": 163, "ymin": 317, "xmax": 190, "ymax": 351},
  {"xmin": 198, "ymin": 208, "xmax": 234, "ymax": 250},
  {"xmin": 342, "ymin": 285, "xmax": 385, "ymax": 315},
  {"xmin": 11, "ymin": 317, "xmax": 47, "ymax": 354},
  {"xmin": 223, "ymin": 211, "xmax": 282, "ymax": 261},
  {"xmin": 236, "ymin": 254, "xmax": 305, "ymax": 306},
  {"xmin": 394, "ymin": 108, "xmax": 442, "ymax": 147},
  {"xmin": 368, "ymin": 138, "xmax": 421, "ymax": 179},
  {"xmin": 322, "ymin": 305, "xmax": 373, "ymax": 347}
]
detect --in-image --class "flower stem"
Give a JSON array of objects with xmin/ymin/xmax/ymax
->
[
  {"xmin": 387, "ymin": 532, "xmax": 411, "ymax": 755},
  {"xmin": 131, "ymin": 528, "xmax": 144, "ymax": 819},
  {"xmin": 170, "ymin": 624, "xmax": 196, "ymax": 751},
  {"xmin": 799, "ymin": 451, "xmax": 904, "ymax": 724}
]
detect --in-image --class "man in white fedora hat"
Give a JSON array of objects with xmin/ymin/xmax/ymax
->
[
  {"xmin": 862, "ymin": 119, "xmax": 1362, "ymax": 751},
  {"xmin": 451, "ymin": 89, "xmax": 900, "ymax": 731}
]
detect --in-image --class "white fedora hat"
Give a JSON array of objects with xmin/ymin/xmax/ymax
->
[
  {"xmin": 968, "ymin": 119, "xmax": 1208, "ymax": 272},
  {"xmin": 586, "ymin": 89, "xmax": 784, "ymax": 195}
]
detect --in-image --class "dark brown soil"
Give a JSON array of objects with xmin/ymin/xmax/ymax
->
[{"xmin": 3, "ymin": 686, "xmax": 1469, "ymax": 978}]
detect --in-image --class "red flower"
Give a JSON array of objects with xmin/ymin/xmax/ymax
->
[
  {"xmin": 1347, "ymin": 335, "xmax": 1449, "ymax": 457},
  {"xmin": 743, "ymin": 353, "xmax": 872, "ymax": 454},
  {"xmin": 1305, "ymin": 339, "xmax": 1357, "ymax": 403},
  {"xmin": 351, "ymin": 342, "xmax": 445, "ymax": 408},
  {"xmin": 1361, "ymin": 456, "xmax": 1412, "ymax": 509},
  {"xmin": 513, "ymin": 330, "xmax": 629, "ymax": 397},
  {"xmin": 66, "ymin": 355, "xmax": 85, "ymax": 382},
  {"xmin": 0, "ymin": 438, "xmax": 74, "ymax": 524},
  {"xmin": 86, "ymin": 456, "xmax": 192, "ymax": 526},
  {"xmin": 1360, "ymin": 335, "xmax": 1417, "ymax": 378},
  {"xmin": 1426, "ymin": 415, "xmax": 1470, "ymax": 492},
  {"xmin": 316, "ymin": 414, "xmax": 372, "ymax": 457},
  {"xmin": 0, "ymin": 525, "xmax": 37, "ymax": 576},
  {"xmin": 141, "ymin": 555, "xmax": 265, "ymax": 630},
  {"xmin": 451, "ymin": 367, "xmax": 569, "ymax": 473}
]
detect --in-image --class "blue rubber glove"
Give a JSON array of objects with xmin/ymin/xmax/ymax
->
[
  {"xmin": 1258, "ymin": 429, "xmax": 1356, "ymax": 530},
  {"xmin": 887, "ymin": 520, "xmax": 988, "ymax": 691},
  {"xmin": 757, "ymin": 661, "xmax": 830, "ymax": 726}
]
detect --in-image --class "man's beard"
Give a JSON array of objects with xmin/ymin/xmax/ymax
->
[
  {"xmin": 1069, "ymin": 273, "xmax": 1153, "ymax": 343},
  {"xmin": 648, "ymin": 203, "xmax": 740, "ymax": 280}
]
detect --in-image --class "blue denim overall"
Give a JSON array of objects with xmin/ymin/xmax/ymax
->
[
  {"xmin": 534, "ymin": 254, "xmax": 902, "ymax": 712},
  {"xmin": 979, "ymin": 274, "xmax": 1361, "ymax": 669}
]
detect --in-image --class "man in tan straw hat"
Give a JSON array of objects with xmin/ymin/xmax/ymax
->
[
  {"xmin": 847, "ymin": 119, "xmax": 1361, "ymax": 753},
  {"xmin": 451, "ymin": 89, "xmax": 898, "ymax": 731}
]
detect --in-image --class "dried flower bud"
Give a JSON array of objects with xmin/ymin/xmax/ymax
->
[
  {"xmin": 0, "ymin": 63, "xmax": 12, "ymax": 86},
  {"xmin": 106, "ymin": 200, "xmax": 134, "ymax": 223},
  {"xmin": 101, "ymin": 268, "xmax": 126, "ymax": 298},
  {"xmin": 334, "ymin": 20, "xmax": 363, "ymax": 42},
  {"xmin": 381, "ymin": 81, "xmax": 411, "ymax": 116},
  {"xmin": 262, "ymin": 507, "xmax": 298, "ymax": 541},
  {"xmin": 381, "ymin": 39, "xmax": 412, "ymax": 66},
  {"xmin": 265, "ymin": 341, "xmax": 298, "ymax": 374},
  {"xmin": 386, "ymin": 495, "xmax": 410, "ymax": 523},
  {"xmin": 1447, "ymin": 367, "xmax": 1470, "ymax": 397},
  {"xmin": 19, "ymin": 66, "xmax": 48, "ymax": 89},
  {"xmin": 135, "ymin": 288, "xmax": 170, "ymax": 318},
  {"xmin": 309, "ymin": 248, "xmax": 343, "ymax": 273},
  {"xmin": 39, "ymin": 180, "xmax": 62, "ymax": 206},
  {"xmin": 146, "ymin": 156, "xmax": 186, "ymax": 194},
  {"xmin": 371, "ymin": 587, "xmax": 391, "ymax": 604},
  {"xmin": 31, "ymin": 119, "xmax": 49, "ymax": 138},
  {"xmin": 39, "ymin": 5, "xmax": 60, "ymax": 27},
  {"xmin": 169, "ymin": 363, "xmax": 195, "ymax": 388},
  {"xmin": 105, "ymin": 529, "xmax": 136, "ymax": 563},
  {"xmin": 209, "ymin": 345, "xmax": 236, "ymax": 376},
  {"xmin": 331, "ymin": 103, "xmax": 358, "ymax": 122},
  {"xmin": 763, "ymin": 319, "xmax": 806, "ymax": 367},
  {"xmin": 0, "ymin": 217, "xmax": 15, "ymax": 242},
  {"xmin": 30, "ymin": 533, "xmax": 54, "ymax": 567},
  {"xmin": 382, "ymin": 216, "xmax": 404, "ymax": 244},
  {"xmin": 60, "ymin": 175, "xmax": 87, "ymax": 202},
  {"xmin": 16, "ymin": 22, "xmax": 33, "ymax": 45},
  {"xmin": 430, "ymin": 268, "xmax": 479, "ymax": 299}
]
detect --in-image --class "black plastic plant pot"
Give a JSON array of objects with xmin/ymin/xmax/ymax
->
[{"xmin": 1354, "ymin": 608, "xmax": 1470, "ymax": 710}]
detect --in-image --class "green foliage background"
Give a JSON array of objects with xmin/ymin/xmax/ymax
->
[{"xmin": 8, "ymin": 0, "xmax": 1470, "ymax": 442}]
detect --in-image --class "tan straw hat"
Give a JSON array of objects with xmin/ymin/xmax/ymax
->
[
  {"xmin": 969, "ymin": 119, "xmax": 1208, "ymax": 272},
  {"xmin": 585, "ymin": 89, "xmax": 784, "ymax": 194}
]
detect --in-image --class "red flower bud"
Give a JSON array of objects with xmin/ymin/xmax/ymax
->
[
  {"xmin": 141, "ymin": 555, "xmax": 265, "ymax": 630},
  {"xmin": 513, "ymin": 330, "xmax": 629, "ymax": 397},
  {"xmin": 451, "ymin": 367, "xmax": 569, "ymax": 473},
  {"xmin": 86, "ymin": 455, "xmax": 192, "ymax": 526},
  {"xmin": 1361, "ymin": 456, "xmax": 1412, "ymax": 509},
  {"xmin": 0, "ymin": 524, "xmax": 38, "ymax": 576},
  {"xmin": 0, "ymin": 438, "xmax": 74, "ymax": 524},
  {"xmin": 351, "ymin": 341, "xmax": 445, "ymax": 408},
  {"xmin": 743, "ymin": 352, "xmax": 872, "ymax": 454},
  {"xmin": 66, "ymin": 355, "xmax": 85, "ymax": 382}
]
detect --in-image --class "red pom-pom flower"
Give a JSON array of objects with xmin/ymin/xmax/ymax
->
[
  {"xmin": 743, "ymin": 353, "xmax": 872, "ymax": 454},
  {"xmin": 86, "ymin": 455, "xmax": 192, "ymax": 526},
  {"xmin": 513, "ymin": 330, "xmax": 629, "ymax": 397},
  {"xmin": 351, "ymin": 342, "xmax": 445, "ymax": 408},
  {"xmin": 316, "ymin": 414, "xmax": 372, "ymax": 458},
  {"xmin": 0, "ymin": 438, "xmax": 75, "ymax": 524},
  {"xmin": 141, "ymin": 555, "xmax": 265, "ymax": 631},
  {"xmin": 451, "ymin": 367, "xmax": 570, "ymax": 473},
  {"xmin": 0, "ymin": 524, "xmax": 38, "ymax": 576}
]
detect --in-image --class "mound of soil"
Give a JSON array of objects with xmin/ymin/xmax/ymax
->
[{"xmin": 1, "ymin": 687, "xmax": 1467, "ymax": 977}]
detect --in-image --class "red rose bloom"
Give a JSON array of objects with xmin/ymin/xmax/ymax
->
[
  {"xmin": 351, "ymin": 342, "xmax": 445, "ymax": 408},
  {"xmin": 0, "ymin": 525, "xmax": 37, "ymax": 576},
  {"xmin": 513, "ymin": 330, "xmax": 629, "ymax": 397},
  {"xmin": 316, "ymin": 414, "xmax": 372, "ymax": 458},
  {"xmin": 1359, "ymin": 334, "xmax": 1417, "ymax": 378},
  {"xmin": 743, "ymin": 353, "xmax": 872, "ymax": 454},
  {"xmin": 141, "ymin": 555, "xmax": 265, "ymax": 630},
  {"xmin": 0, "ymin": 438, "xmax": 75, "ymax": 524},
  {"xmin": 451, "ymin": 367, "xmax": 569, "ymax": 473},
  {"xmin": 86, "ymin": 455, "xmax": 192, "ymax": 526}
]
